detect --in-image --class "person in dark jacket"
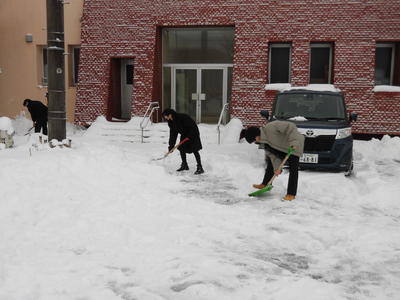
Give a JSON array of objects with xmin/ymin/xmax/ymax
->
[
  {"xmin": 23, "ymin": 99, "xmax": 48, "ymax": 135},
  {"xmin": 162, "ymin": 108, "xmax": 204, "ymax": 175},
  {"xmin": 244, "ymin": 120, "xmax": 304, "ymax": 201}
]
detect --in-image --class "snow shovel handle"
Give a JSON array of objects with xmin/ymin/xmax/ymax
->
[
  {"xmin": 24, "ymin": 126, "xmax": 35, "ymax": 136},
  {"xmin": 167, "ymin": 137, "xmax": 189, "ymax": 155},
  {"xmin": 266, "ymin": 147, "xmax": 295, "ymax": 186},
  {"xmin": 153, "ymin": 137, "xmax": 190, "ymax": 160}
]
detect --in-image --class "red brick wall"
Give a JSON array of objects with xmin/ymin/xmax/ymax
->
[{"xmin": 75, "ymin": 0, "xmax": 400, "ymax": 135}]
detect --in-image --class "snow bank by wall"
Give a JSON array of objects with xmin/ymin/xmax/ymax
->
[
  {"xmin": 221, "ymin": 118, "xmax": 243, "ymax": 144},
  {"xmin": 360, "ymin": 135, "xmax": 400, "ymax": 161}
]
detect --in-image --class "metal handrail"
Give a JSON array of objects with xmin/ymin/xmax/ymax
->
[
  {"xmin": 140, "ymin": 101, "xmax": 160, "ymax": 143},
  {"xmin": 217, "ymin": 102, "xmax": 229, "ymax": 144}
]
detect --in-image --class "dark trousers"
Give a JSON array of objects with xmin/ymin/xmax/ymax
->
[
  {"xmin": 180, "ymin": 151, "xmax": 202, "ymax": 166},
  {"xmin": 34, "ymin": 119, "xmax": 48, "ymax": 135},
  {"xmin": 262, "ymin": 155, "xmax": 300, "ymax": 196}
]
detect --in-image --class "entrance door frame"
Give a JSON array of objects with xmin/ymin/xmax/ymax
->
[
  {"xmin": 120, "ymin": 58, "xmax": 134, "ymax": 120},
  {"xmin": 108, "ymin": 56, "xmax": 134, "ymax": 121},
  {"xmin": 164, "ymin": 63, "xmax": 233, "ymax": 123}
]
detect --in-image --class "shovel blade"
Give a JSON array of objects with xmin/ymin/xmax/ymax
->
[
  {"xmin": 152, "ymin": 156, "xmax": 165, "ymax": 161},
  {"xmin": 152, "ymin": 153, "xmax": 169, "ymax": 161},
  {"xmin": 248, "ymin": 184, "xmax": 273, "ymax": 197}
]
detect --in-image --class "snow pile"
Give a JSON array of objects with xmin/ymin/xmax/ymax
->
[
  {"xmin": 360, "ymin": 135, "xmax": 400, "ymax": 161},
  {"xmin": 11, "ymin": 112, "xmax": 32, "ymax": 135},
  {"xmin": 66, "ymin": 122, "xmax": 86, "ymax": 137},
  {"xmin": 0, "ymin": 116, "xmax": 15, "ymax": 135},
  {"xmin": 9, "ymin": 112, "xmax": 83, "ymax": 138},
  {"xmin": 84, "ymin": 115, "xmax": 109, "ymax": 137},
  {"xmin": 0, "ymin": 117, "xmax": 15, "ymax": 149},
  {"xmin": 220, "ymin": 117, "xmax": 243, "ymax": 144}
]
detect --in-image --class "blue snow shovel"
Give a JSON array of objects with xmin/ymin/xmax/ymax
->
[{"xmin": 248, "ymin": 147, "xmax": 296, "ymax": 197}]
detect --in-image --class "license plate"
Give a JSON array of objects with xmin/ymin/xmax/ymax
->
[{"xmin": 300, "ymin": 153, "xmax": 318, "ymax": 163}]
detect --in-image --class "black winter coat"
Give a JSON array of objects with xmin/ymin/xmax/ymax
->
[
  {"xmin": 167, "ymin": 113, "xmax": 202, "ymax": 153},
  {"xmin": 26, "ymin": 100, "xmax": 48, "ymax": 122}
]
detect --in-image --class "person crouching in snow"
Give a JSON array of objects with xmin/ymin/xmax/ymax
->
[
  {"xmin": 162, "ymin": 108, "xmax": 204, "ymax": 175},
  {"xmin": 244, "ymin": 120, "xmax": 304, "ymax": 201}
]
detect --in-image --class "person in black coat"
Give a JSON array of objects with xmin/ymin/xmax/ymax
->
[
  {"xmin": 23, "ymin": 99, "xmax": 48, "ymax": 135},
  {"xmin": 162, "ymin": 108, "xmax": 204, "ymax": 174}
]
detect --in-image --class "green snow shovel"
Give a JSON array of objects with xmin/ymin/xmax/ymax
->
[
  {"xmin": 248, "ymin": 147, "xmax": 296, "ymax": 197},
  {"xmin": 152, "ymin": 137, "xmax": 189, "ymax": 161}
]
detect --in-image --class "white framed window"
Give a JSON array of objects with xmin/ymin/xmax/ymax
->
[
  {"xmin": 269, "ymin": 43, "xmax": 291, "ymax": 83},
  {"xmin": 70, "ymin": 46, "xmax": 80, "ymax": 86},
  {"xmin": 310, "ymin": 43, "xmax": 333, "ymax": 84},
  {"xmin": 375, "ymin": 43, "xmax": 398, "ymax": 86}
]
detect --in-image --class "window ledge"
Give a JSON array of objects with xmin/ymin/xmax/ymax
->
[
  {"xmin": 373, "ymin": 85, "xmax": 400, "ymax": 92},
  {"xmin": 265, "ymin": 83, "xmax": 291, "ymax": 91}
]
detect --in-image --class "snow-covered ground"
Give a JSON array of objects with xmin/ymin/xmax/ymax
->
[{"xmin": 1, "ymin": 116, "xmax": 400, "ymax": 300}]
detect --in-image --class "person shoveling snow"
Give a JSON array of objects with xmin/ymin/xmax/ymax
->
[
  {"xmin": 162, "ymin": 108, "xmax": 205, "ymax": 175},
  {"xmin": 244, "ymin": 120, "xmax": 304, "ymax": 201}
]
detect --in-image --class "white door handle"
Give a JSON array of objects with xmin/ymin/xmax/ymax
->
[
  {"xmin": 191, "ymin": 93, "xmax": 198, "ymax": 100},
  {"xmin": 199, "ymin": 93, "xmax": 206, "ymax": 101}
]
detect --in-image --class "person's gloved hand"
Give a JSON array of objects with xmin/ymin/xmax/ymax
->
[
  {"xmin": 168, "ymin": 145, "xmax": 174, "ymax": 152},
  {"xmin": 288, "ymin": 146, "xmax": 296, "ymax": 154}
]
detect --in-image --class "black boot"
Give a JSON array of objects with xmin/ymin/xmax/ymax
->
[
  {"xmin": 177, "ymin": 162, "xmax": 189, "ymax": 172},
  {"xmin": 194, "ymin": 165, "xmax": 204, "ymax": 175}
]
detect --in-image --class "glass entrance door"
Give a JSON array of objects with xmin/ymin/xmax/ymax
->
[
  {"xmin": 175, "ymin": 69, "xmax": 197, "ymax": 121},
  {"xmin": 173, "ymin": 66, "xmax": 227, "ymax": 123},
  {"xmin": 201, "ymin": 69, "xmax": 223, "ymax": 123}
]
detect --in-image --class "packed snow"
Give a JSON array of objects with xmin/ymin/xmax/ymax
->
[{"xmin": 1, "ymin": 116, "xmax": 400, "ymax": 300}]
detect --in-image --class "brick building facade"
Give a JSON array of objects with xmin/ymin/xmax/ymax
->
[{"xmin": 75, "ymin": 0, "xmax": 400, "ymax": 135}]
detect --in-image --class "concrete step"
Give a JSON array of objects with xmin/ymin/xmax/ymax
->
[{"xmin": 86, "ymin": 117, "xmax": 169, "ymax": 144}]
